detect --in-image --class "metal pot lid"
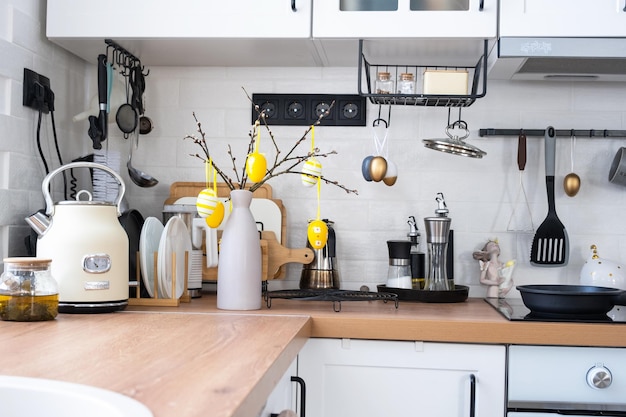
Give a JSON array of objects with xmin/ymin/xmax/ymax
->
[{"xmin": 423, "ymin": 121, "xmax": 487, "ymax": 159}]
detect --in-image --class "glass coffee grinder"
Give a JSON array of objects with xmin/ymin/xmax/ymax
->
[{"xmin": 424, "ymin": 193, "xmax": 452, "ymax": 291}]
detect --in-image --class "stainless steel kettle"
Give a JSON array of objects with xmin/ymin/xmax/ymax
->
[
  {"xmin": 300, "ymin": 219, "xmax": 340, "ymax": 289},
  {"xmin": 25, "ymin": 162, "xmax": 129, "ymax": 313}
]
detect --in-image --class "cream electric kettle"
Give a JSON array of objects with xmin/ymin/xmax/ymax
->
[{"xmin": 26, "ymin": 162, "xmax": 129, "ymax": 313}]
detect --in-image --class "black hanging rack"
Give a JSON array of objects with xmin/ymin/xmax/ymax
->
[{"xmin": 479, "ymin": 128, "xmax": 626, "ymax": 138}]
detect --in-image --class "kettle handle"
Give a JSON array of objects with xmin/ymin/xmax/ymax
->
[{"xmin": 42, "ymin": 162, "xmax": 126, "ymax": 217}]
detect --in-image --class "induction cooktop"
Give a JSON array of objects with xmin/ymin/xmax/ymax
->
[{"xmin": 484, "ymin": 298, "xmax": 626, "ymax": 323}]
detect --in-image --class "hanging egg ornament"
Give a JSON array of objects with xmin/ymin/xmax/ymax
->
[
  {"xmin": 196, "ymin": 188, "xmax": 220, "ymax": 218},
  {"xmin": 301, "ymin": 157, "xmax": 322, "ymax": 187},
  {"xmin": 361, "ymin": 156, "xmax": 374, "ymax": 181},
  {"xmin": 307, "ymin": 219, "xmax": 328, "ymax": 250},
  {"xmin": 382, "ymin": 160, "xmax": 398, "ymax": 186},
  {"xmin": 369, "ymin": 156, "xmax": 388, "ymax": 182},
  {"xmin": 245, "ymin": 152, "xmax": 267, "ymax": 183},
  {"xmin": 205, "ymin": 200, "xmax": 225, "ymax": 228}
]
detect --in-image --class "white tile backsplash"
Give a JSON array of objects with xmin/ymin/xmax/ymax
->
[{"xmin": 2, "ymin": 0, "xmax": 626, "ymax": 294}]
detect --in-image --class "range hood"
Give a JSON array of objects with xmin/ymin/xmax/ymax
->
[{"xmin": 488, "ymin": 37, "xmax": 626, "ymax": 82}]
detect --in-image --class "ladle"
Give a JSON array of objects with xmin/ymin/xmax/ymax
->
[{"xmin": 127, "ymin": 130, "xmax": 158, "ymax": 188}]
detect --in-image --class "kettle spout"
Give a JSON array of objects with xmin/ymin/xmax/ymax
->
[{"xmin": 25, "ymin": 210, "xmax": 51, "ymax": 236}]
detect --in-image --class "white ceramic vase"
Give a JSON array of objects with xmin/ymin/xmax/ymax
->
[{"xmin": 217, "ymin": 189, "xmax": 262, "ymax": 310}]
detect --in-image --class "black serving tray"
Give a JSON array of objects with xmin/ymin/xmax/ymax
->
[{"xmin": 377, "ymin": 285, "xmax": 469, "ymax": 303}]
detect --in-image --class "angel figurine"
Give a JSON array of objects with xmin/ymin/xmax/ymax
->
[{"xmin": 472, "ymin": 239, "xmax": 516, "ymax": 298}]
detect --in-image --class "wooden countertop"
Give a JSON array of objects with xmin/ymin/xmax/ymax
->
[
  {"xmin": 129, "ymin": 294, "xmax": 626, "ymax": 348},
  {"xmin": 0, "ymin": 312, "xmax": 310, "ymax": 417},
  {"xmin": 0, "ymin": 294, "xmax": 624, "ymax": 417}
]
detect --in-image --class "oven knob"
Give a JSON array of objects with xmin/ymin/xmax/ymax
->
[{"xmin": 587, "ymin": 365, "xmax": 612, "ymax": 389}]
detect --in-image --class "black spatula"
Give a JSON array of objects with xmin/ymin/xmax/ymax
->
[{"xmin": 530, "ymin": 127, "xmax": 569, "ymax": 266}]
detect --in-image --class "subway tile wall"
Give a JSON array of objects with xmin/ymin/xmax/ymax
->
[
  {"xmin": 2, "ymin": 0, "xmax": 626, "ymax": 297},
  {"xmin": 114, "ymin": 67, "xmax": 626, "ymax": 297},
  {"xmin": 0, "ymin": 0, "xmax": 88, "ymax": 265}
]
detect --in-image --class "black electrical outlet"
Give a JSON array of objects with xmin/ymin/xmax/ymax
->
[
  {"xmin": 23, "ymin": 68, "xmax": 51, "ymax": 113},
  {"xmin": 252, "ymin": 94, "xmax": 366, "ymax": 126}
]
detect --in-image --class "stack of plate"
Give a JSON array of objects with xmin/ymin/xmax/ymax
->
[{"xmin": 139, "ymin": 216, "xmax": 192, "ymax": 299}]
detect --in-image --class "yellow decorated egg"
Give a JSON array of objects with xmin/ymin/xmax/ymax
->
[
  {"xmin": 301, "ymin": 157, "xmax": 322, "ymax": 187},
  {"xmin": 196, "ymin": 189, "xmax": 220, "ymax": 218},
  {"xmin": 246, "ymin": 152, "xmax": 267, "ymax": 183},
  {"xmin": 369, "ymin": 156, "xmax": 388, "ymax": 182},
  {"xmin": 205, "ymin": 201, "xmax": 225, "ymax": 228},
  {"xmin": 307, "ymin": 219, "xmax": 328, "ymax": 250}
]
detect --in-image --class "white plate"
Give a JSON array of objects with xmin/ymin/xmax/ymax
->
[
  {"xmin": 158, "ymin": 217, "xmax": 192, "ymax": 299},
  {"xmin": 139, "ymin": 217, "xmax": 164, "ymax": 298}
]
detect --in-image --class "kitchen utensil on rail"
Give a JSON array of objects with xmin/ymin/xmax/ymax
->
[
  {"xmin": 25, "ymin": 162, "xmax": 129, "ymax": 313},
  {"xmin": 563, "ymin": 133, "xmax": 581, "ymax": 197},
  {"xmin": 116, "ymin": 70, "xmax": 138, "ymax": 138},
  {"xmin": 530, "ymin": 127, "xmax": 569, "ymax": 266},
  {"xmin": 127, "ymin": 129, "xmax": 158, "ymax": 187},
  {"xmin": 423, "ymin": 119, "xmax": 487, "ymax": 158},
  {"xmin": 507, "ymin": 133, "xmax": 534, "ymax": 232},
  {"xmin": 87, "ymin": 54, "xmax": 108, "ymax": 150},
  {"xmin": 608, "ymin": 147, "xmax": 626, "ymax": 186},
  {"xmin": 517, "ymin": 284, "xmax": 626, "ymax": 316}
]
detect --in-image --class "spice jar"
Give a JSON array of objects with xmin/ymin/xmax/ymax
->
[
  {"xmin": 397, "ymin": 73, "xmax": 416, "ymax": 94},
  {"xmin": 375, "ymin": 72, "xmax": 394, "ymax": 94},
  {"xmin": 0, "ymin": 258, "xmax": 58, "ymax": 321}
]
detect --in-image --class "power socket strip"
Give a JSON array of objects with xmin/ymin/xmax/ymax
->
[
  {"xmin": 23, "ymin": 68, "xmax": 52, "ymax": 113},
  {"xmin": 251, "ymin": 94, "xmax": 366, "ymax": 126}
]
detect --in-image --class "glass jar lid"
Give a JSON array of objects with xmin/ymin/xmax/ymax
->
[{"xmin": 3, "ymin": 257, "xmax": 52, "ymax": 271}]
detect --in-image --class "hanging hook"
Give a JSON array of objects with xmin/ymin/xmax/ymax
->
[{"xmin": 372, "ymin": 104, "xmax": 390, "ymax": 128}]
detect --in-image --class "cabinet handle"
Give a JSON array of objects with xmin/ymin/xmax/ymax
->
[
  {"xmin": 291, "ymin": 0, "xmax": 297, "ymax": 12},
  {"xmin": 479, "ymin": 0, "xmax": 484, "ymax": 11},
  {"xmin": 469, "ymin": 374, "xmax": 476, "ymax": 417},
  {"xmin": 623, "ymin": 1, "xmax": 626, "ymax": 12},
  {"xmin": 291, "ymin": 376, "xmax": 306, "ymax": 417}
]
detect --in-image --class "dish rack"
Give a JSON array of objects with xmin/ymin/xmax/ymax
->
[
  {"xmin": 128, "ymin": 251, "xmax": 191, "ymax": 307},
  {"xmin": 358, "ymin": 39, "xmax": 488, "ymax": 108}
]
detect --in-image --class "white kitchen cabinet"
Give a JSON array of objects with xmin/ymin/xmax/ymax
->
[
  {"xmin": 258, "ymin": 359, "xmax": 300, "ymax": 417},
  {"xmin": 298, "ymin": 338, "xmax": 505, "ymax": 417},
  {"xmin": 47, "ymin": 0, "xmax": 311, "ymax": 39},
  {"xmin": 313, "ymin": 0, "xmax": 497, "ymax": 38},
  {"xmin": 500, "ymin": 0, "xmax": 626, "ymax": 37},
  {"xmin": 46, "ymin": 0, "xmax": 320, "ymax": 66}
]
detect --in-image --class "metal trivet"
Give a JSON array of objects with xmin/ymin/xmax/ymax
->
[{"xmin": 264, "ymin": 289, "xmax": 399, "ymax": 312}]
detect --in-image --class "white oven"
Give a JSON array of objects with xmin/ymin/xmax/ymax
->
[{"xmin": 507, "ymin": 345, "xmax": 626, "ymax": 417}]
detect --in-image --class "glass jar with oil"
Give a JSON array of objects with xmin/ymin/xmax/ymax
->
[{"xmin": 0, "ymin": 258, "xmax": 58, "ymax": 321}]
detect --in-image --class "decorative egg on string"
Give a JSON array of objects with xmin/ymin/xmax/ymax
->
[
  {"xmin": 383, "ymin": 160, "xmax": 398, "ymax": 186},
  {"xmin": 307, "ymin": 219, "xmax": 328, "ymax": 250},
  {"xmin": 245, "ymin": 151, "xmax": 267, "ymax": 183},
  {"xmin": 205, "ymin": 200, "xmax": 225, "ymax": 228},
  {"xmin": 301, "ymin": 157, "xmax": 322, "ymax": 187},
  {"xmin": 369, "ymin": 156, "xmax": 388, "ymax": 182},
  {"xmin": 196, "ymin": 188, "xmax": 220, "ymax": 218},
  {"xmin": 361, "ymin": 155, "xmax": 374, "ymax": 182}
]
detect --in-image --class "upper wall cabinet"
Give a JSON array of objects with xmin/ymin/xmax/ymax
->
[
  {"xmin": 312, "ymin": 0, "xmax": 497, "ymax": 39},
  {"xmin": 500, "ymin": 0, "xmax": 626, "ymax": 37},
  {"xmin": 46, "ymin": 0, "xmax": 320, "ymax": 66}
]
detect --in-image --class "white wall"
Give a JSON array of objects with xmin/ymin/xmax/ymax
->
[
  {"xmin": 113, "ymin": 67, "xmax": 626, "ymax": 297},
  {"xmin": 0, "ymin": 0, "xmax": 89, "ymax": 266},
  {"xmin": 3, "ymin": 1, "xmax": 626, "ymax": 297}
]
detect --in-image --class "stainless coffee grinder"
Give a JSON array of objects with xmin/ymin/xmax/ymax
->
[{"xmin": 424, "ymin": 193, "xmax": 452, "ymax": 291}]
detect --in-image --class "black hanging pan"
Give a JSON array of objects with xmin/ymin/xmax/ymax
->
[{"xmin": 518, "ymin": 284, "xmax": 626, "ymax": 316}]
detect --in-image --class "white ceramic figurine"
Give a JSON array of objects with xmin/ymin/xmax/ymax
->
[{"xmin": 472, "ymin": 239, "xmax": 516, "ymax": 298}]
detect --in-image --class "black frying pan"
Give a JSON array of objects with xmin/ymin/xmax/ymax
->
[{"xmin": 518, "ymin": 284, "xmax": 626, "ymax": 316}]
